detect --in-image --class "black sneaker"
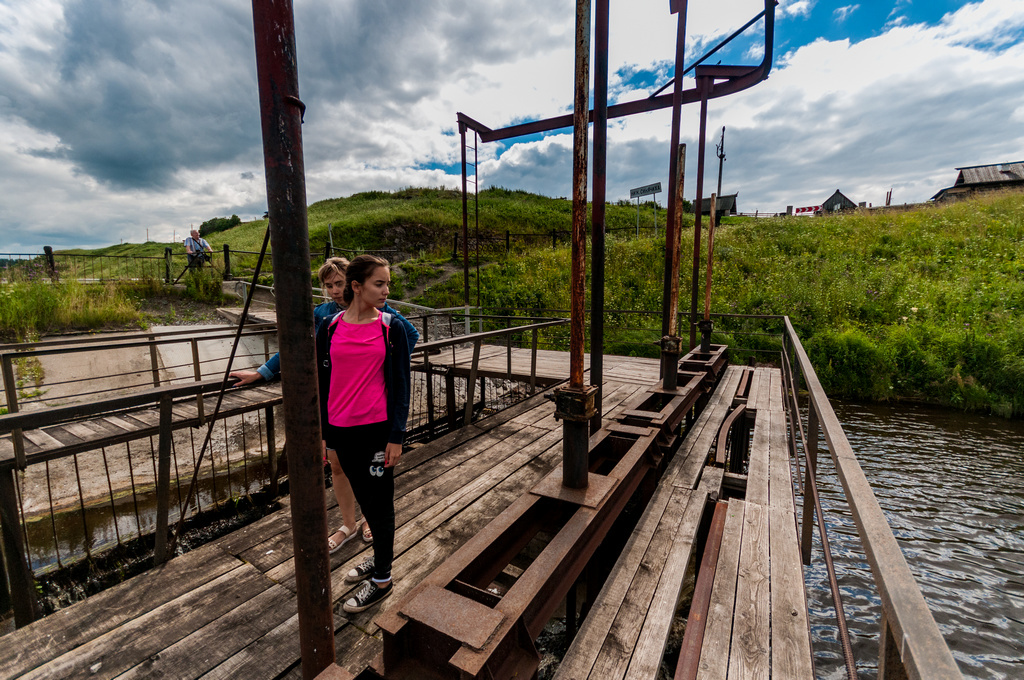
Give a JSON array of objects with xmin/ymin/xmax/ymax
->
[
  {"xmin": 345, "ymin": 556, "xmax": 374, "ymax": 583},
  {"xmin": 343, "ymin": 579, "xmax": 392, "ymax": 613}
]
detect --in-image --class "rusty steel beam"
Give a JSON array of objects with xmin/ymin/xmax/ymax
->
[
  {"xmin": 675, "ymin": 501, "xmax": 728, "ymax": 680},
  {"xmin": 251, "ymin": 2, "xmax": 335, "ymax": 677},
  {"xmin": 556, "ymin": 0, "xmax": 594, "ymax": 491},
  {"xmin": 663, "ymin": 0, "xmax": 688, "ymax": 339},
  {"xmin": 689, "ymin": 76, "xmax": 710, "ymax": 350},
  {"xmin": 590, "ymin": 0, "xmax": 609, "ymax": 433},
  {"xmin": 456, "ymin": 0, "xmax": 775, "ymax": 145},
  {"xmin": 375, "ymin": 426, "xmax": 662, "ymax": 680}
]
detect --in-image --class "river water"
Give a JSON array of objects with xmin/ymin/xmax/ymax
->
[{"xmin": 805, "ymin": 401, "xmax": 1024, "ymax": 680}]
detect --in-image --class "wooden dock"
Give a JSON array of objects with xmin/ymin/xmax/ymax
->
[{"xmin": 0, "ymin": 354, "xmax": 813, "ymax": 680}]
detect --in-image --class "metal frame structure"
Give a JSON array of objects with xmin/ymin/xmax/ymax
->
[{"xmin": 374, "ymin": 2, "xmax": 779, "ymax": 678}]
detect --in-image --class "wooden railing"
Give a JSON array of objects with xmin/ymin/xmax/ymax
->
[{"xmin": 781, "ymin": 316, "xmax": 962, "ymax": 680}]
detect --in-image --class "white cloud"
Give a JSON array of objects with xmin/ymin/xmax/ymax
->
[
  {"xmin": 1, "ymin": 0, "xmax": 1023, "ymax": 252},
  {"xmin": 833, "ymin": 5, "xmax": 860, "ymax": 23}
]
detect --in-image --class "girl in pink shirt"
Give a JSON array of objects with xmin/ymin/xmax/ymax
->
[{"xmin": 316, "ymin": 255, "xmax": 410, "ymax": 613}]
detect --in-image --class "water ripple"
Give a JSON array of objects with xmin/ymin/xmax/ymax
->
[{"xmin": 806, "ymin": 401, "xmax": 1024, "ymax": 679}]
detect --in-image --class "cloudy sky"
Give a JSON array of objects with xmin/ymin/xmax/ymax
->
[{"xmin": 2, "ymin": 0, "xmax": 1023, "ymax": 253}]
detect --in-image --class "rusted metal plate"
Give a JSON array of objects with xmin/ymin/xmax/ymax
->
[
  {"xmin": 402, "ymin": 585, "xmax": 505, "ymax": 651},
  {"xmin": 529, "ymin": 469, "xmax": 616, "ymax": 508}
]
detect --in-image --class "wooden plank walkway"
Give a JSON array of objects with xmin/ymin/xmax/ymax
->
[
  {"xmin": 0, "ymin": 358, "xmax": 811, "ymax": 680},
  {"xmin": 556, "ymin": 366, "xmax": 814, "ymax": 680},
  {"xmin": 0, "ymin": 360, "xmax": 661, "ymax": 679}
]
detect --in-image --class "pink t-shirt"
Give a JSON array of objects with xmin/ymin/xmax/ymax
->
[{"xmin": 326, "ymin": 311, "xmax": 388, "ymax": 427}]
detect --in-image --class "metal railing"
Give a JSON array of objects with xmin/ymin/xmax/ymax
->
[{"xmin": 0, "ymin": 316, "xmax": 567, "ymax": 627}]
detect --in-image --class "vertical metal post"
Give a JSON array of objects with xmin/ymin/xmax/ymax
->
[
  {"xmin": 148, "ymin": 336, "xmax": 161, "ymax": 388},
  {"xmin": 251, "ymin": 2, "xmax": 335, "ymax": 676},
  {"xmin": 464, "ymin": 340, "xmax": 482, "ymax": 425},
  {"xmin": 590, "ymin": 0, "xmax": 609, "ymax": 433},
  {"xmin": 266, "ymin": 405, "xmax": 279, "ymax": 498},
  {"xmin": 164, "ymin": 247, "xmax": 172, "ymax": 284},
  {"xmin": 661, "ymin": 143, "xmax": 686, "ymax": 390},
  {"xmin": 0, "ymin": 467, "xmax": 37, "ymax": 626},
  {"xmin": 801, "ymin": 404, "xmax": 820, "ymax": 565},
  {"xmin": 556, "ymin": 0, "xmax": 596, "ymax": 490},
  {"xmin": 690, "ymin": 76, "xmax": 710, "ymax": 349},
  {"xmin": 663, "ymin": 0, "xmax": 689, "ymax": 338},
  {"xmin": 425, "ymin": 357, "xmax": 436, "ymax": 437},
  {"xmin": 460, "ymin": 122, "xmax": 471, "ymax": 311},
  {"xmin": 154, "ymin": 396, "xmax": 173, "ymax": 565}
]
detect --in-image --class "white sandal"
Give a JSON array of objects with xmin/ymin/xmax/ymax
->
[{"xmin": 328, "ymin": 525, "xmax": 357, "ymax": 554}]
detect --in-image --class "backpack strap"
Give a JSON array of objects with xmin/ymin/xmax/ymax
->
[{"xmin": 380, "ymin": 312, "xmax": 392, "ymax": 345}]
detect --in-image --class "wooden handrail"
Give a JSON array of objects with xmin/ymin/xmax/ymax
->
[
  {"xmin": 0, "ymin": 378, "xmax": 234, "ymax": 435},
  {"xmin": 783, "ymin": 316, "xmax": 961, "ymax": 680}
]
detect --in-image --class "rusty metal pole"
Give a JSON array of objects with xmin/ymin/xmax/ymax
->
[
  {"xmin": 699, "ymin": 193, "xmax": 717, "ymax": 352},
  {"xmin": 460, "ymin": 121, "xmax": 471, "ymax": 314},
  {"xmin": 589, "ymin": 0, "xmax": 609, "ymax": 433},
  {"xmin": 251, "ymin": 2, "xmax": 335, "ymax": 677},
  {"xmin": 663, "ymin": 0, "xmax": 688, "ymax": 338},
  {"xmin": 555, "ymin": 0, "xmax": 597, "ymax": 490},
  {"xmin": 661, "ymin": 1, "xmax": 688, "ymax": 387},
  {"xmin": 689, "ymin": 76, "xmax": 710, "ymax": 350},
  {"xmin": 662, "ymin": 143, "xmax": 686, "ymax": 390}
]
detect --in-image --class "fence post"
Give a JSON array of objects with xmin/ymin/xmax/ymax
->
[
  {"xmin": 464, "ymin": 340, "xmax": 482, "ymax": 425},
  {"xmin": 452, "ymin": 235, "xmax": 459, "ymax": 260},
  {"xmin": 223, "ymin": 244, "xmax": 232, "ymax": 280},
  {"xmin": 266, "ymin": 405, "xmax": 279, "ymax": 498},
  {"xmin": 530, "ymin": 328, "xmax": 539, "ymax": 393},
  {"xmin": 445, "ymin": 369, "xmax": 457, "ymax": 430},
  {"xmin": 43, "ymin": 246, "xmax": 57, "ymax": 281},
  {"xmin": 551, "ymin": 229, "xmax": 557, "ymax": 249},
  {"xmin": 0, "ymin": 467, "xmax": 38, "ymax": 627},
  {"xmin": 153, "ymin": 395, "xmax": 173, "ymax": 565},
  {"xmin": 191, "ymin": 339, "xmax": 206, "ymax": 425},
  {"xmin": 506, "ymin": 230, "xmax": 511, "ymax": 254},
  {"xmin": 425, "ymin": 357, "xmax": 435, "ymax": 438},
  {"xmin": 422, "ymin": 315, "xmax": 430, "ymax": 344},
  {"xmin": 164, "ymin": 247, "xmax": 172, "ymax": 284},
  {"xmin": 1, "ymin": 355, "xmax": 25, "ymax": 470}
]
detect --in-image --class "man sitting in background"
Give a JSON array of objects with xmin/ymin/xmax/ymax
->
[{"xmin": 184, "ymin": 228, "xmax": 213, "ymax": 268}]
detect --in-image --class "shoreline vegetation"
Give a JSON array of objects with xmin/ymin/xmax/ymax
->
[{"xmin": 2, "ymin": 187, "xmax": 1021, "ymax": 417}]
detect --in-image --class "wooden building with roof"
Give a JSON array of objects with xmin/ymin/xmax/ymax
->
[
  {"xmin": 931, "ymin": 161, "xmax": 1024, "ymax": 201},
  {"xmin": 821, "ymin": 189, "xmax": 857, "ymax": 213}
]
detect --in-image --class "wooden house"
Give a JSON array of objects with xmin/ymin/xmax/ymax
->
[{"xmin": 931, "ymin": 161, "xmax": 1024, "ymax": 201}]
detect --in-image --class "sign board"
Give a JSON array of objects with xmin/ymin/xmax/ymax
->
[
  {"xmin": 794, "ymin": 205, "xmax": 821, "ymax": 214},
  {"xmin": 630, "ymin": 182, "xmax": 662, "ymax": 199}
]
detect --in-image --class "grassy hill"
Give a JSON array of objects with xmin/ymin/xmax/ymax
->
[{"xmin": 7, "ymin": 187, "xmax": 1024, "ymax": 416}]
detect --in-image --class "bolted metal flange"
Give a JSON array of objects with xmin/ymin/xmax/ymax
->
[{"xmin": 553, "ymin": 384, "xmax": 600, "ymax": 422}]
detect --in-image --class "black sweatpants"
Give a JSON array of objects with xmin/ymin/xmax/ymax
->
[{"xmin": 324, "ymin": 420, "xmax": 395, "ymax": 582}]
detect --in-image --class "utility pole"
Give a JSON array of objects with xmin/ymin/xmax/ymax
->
[{"xmin": 716, "ymin": 126, "xmax": 726, "ymax": 199}]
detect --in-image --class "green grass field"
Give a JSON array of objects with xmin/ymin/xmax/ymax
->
[{"xmin": 5, "ymin": 187, "xmax": 1022, "ymax": 415}]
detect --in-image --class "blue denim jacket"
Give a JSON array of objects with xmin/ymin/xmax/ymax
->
[{"xmin": 255, "ymin": 300, "xmax": 419, "ymax": 381}]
